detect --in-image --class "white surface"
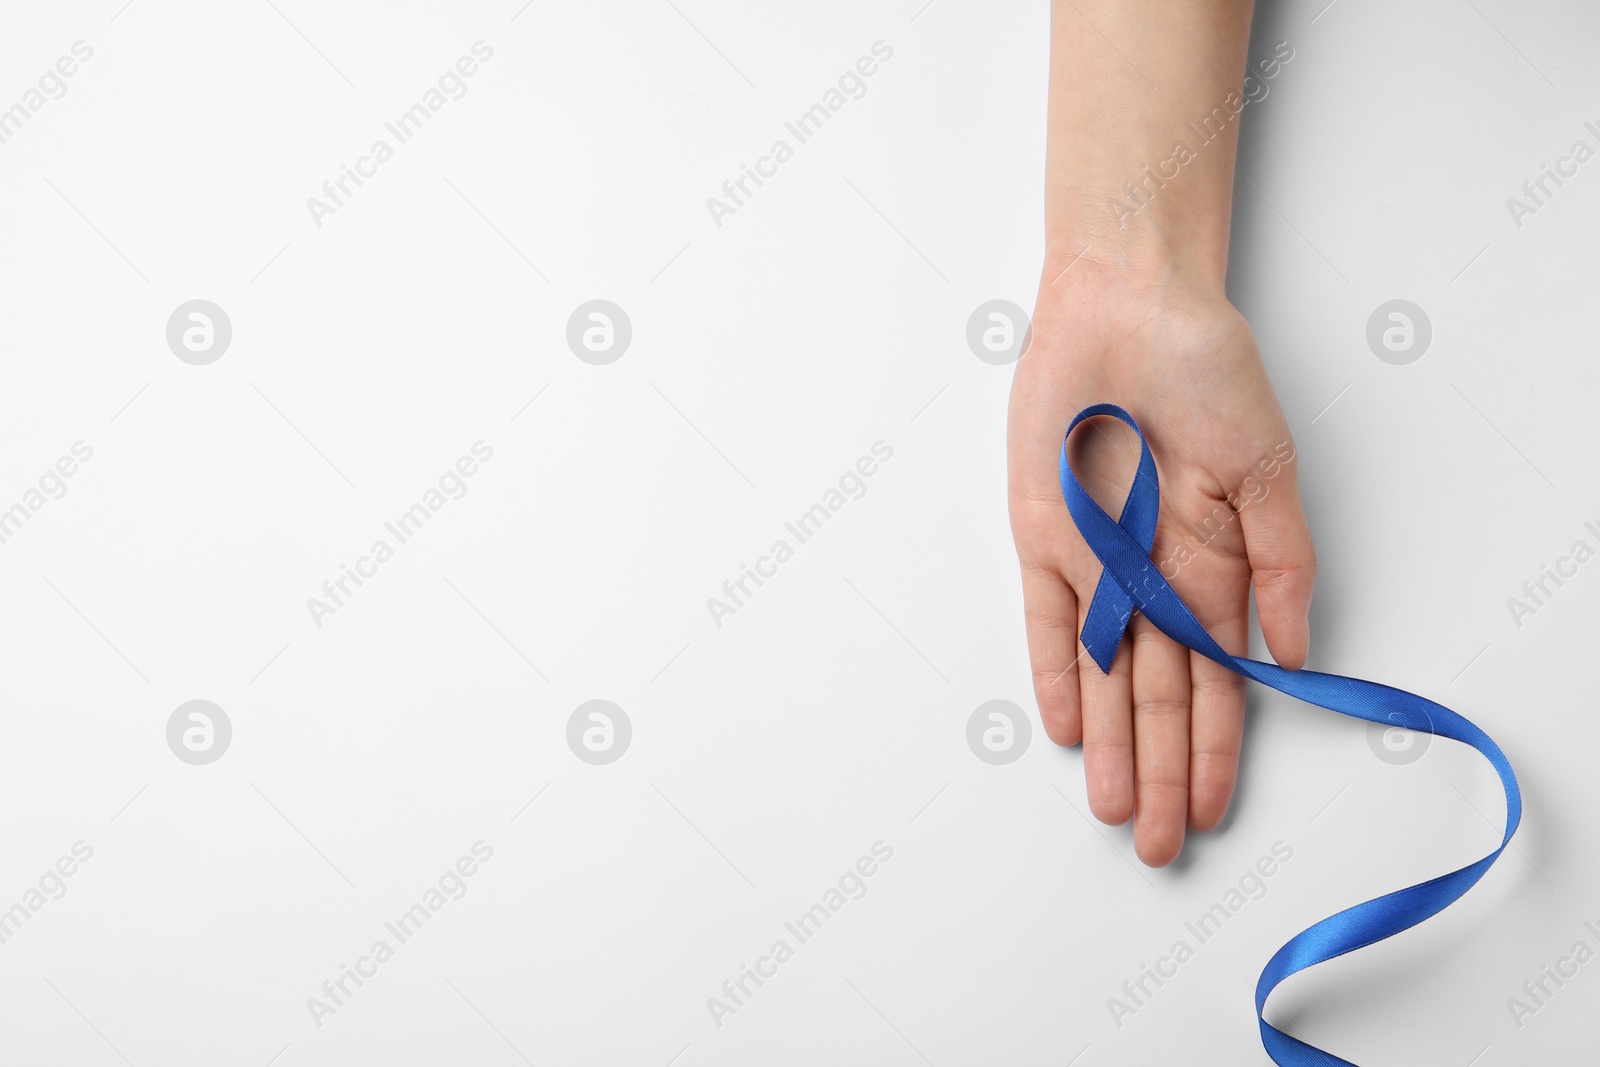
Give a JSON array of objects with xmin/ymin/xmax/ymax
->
[{"xmin": 0, "ymin": 0, "xmax": 1593, "ymax": 1063}]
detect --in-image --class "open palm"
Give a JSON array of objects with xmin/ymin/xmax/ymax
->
[{"xmin": 1008, "ymin": 262, "xmax": 1316, "ymax": 866}]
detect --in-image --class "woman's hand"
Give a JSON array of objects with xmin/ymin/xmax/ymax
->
[
  {"xmin": 1015, "ymin": 0, "xmax": 1314, "ymax": 866},
  {"xmin": 1008, "ymin": 256, "xmax": 1315, "ymax": 867}
]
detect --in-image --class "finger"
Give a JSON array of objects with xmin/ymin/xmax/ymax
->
[
  {"xmin": 1159, "ymin": 499, "xmax": 1250, "ymax": 833},
  {"xmin": 1238, "ymin": 460, "xmax": 1317, "ymax": 671},
  {"xmin": 1131, "ymin": 615, "xmax": 1190, "ymax": 866},
  {"xmin": 1079, "ymin": 599, "xmax": 1134, "ymax": 825},
  {"xmin": 1020, "ymin": 562, "xmax": 1082, "ymax": 745},
  {"xmin": 1188, "ymin": 596, "xmax": 1248, "ymax": 832}
]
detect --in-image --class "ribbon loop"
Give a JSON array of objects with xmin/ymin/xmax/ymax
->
[
  {"xmin": 1068, "ymin": 404, "xmax": 1162, "ymax": 672},
  {"xmin": 1058, "ymin": 404, "xmax": 1521, "ymax": 1066}
]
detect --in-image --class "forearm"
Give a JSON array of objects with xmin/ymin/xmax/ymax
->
[{"xmin": 1044, "ymin": 0, "xmax": 1259, "ymax": 290}]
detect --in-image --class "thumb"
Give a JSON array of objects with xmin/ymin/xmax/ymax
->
[{"xmin": 1236, "ymin": 458, "xmax": 1316, "ymax": 671}]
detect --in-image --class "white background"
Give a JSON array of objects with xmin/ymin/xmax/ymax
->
[{"xmin": 0, "ymin": 0, "xmax": 1595, "ymax": 1063}]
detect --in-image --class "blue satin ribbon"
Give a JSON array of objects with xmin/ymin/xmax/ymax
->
[{"xmin": 1058, "ymin": 404, "xmax": 1521, "ymax": 1066}]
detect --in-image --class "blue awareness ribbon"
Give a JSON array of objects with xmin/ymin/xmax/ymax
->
[{"xmin": 1058, "ymin": 404, "xmax": 1521, "ymax": 1066}]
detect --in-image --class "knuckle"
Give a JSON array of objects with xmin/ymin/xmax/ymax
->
[
  {"xmin": 1083, "ymin": 736, "xmax": 1132, "ymax": 762},
  {"xmin": 1023, "ymin": 601, "xmax": 1071, "ymax": 631},
  {"xmin": 1032, "ymin": 662, "xmax": 1079, "ymax": 690},
  {"xmin": 1133, "ymin": 696, "xmax": 1189, "ymax": 719},
  {"xmin": 1138, "ymin": 778, "xmax": 1188, "ymax": 802},
  {"xmin": 1190, "ymin": 749, "xmax": 1239, "ymax": 776},
  {"xmin": 1131, "ymin": 624, "xmax": 1169, "ymax": 648},
  {"xmin": 1258, "ymin": 551, "xmax": 1317, "ymax": 585},
  {"xmin": 1191, "ymin": 671, "xmax": 1245, "ymax": 699}
]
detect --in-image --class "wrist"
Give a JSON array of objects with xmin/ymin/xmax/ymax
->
[
  {"xmin": 1040, "ymin": 213, "xmax": 1229, "ymax": 308},
  {"xmin": 1043, "ymin": 156, "xmax": 1237, "ymax": 294}
]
